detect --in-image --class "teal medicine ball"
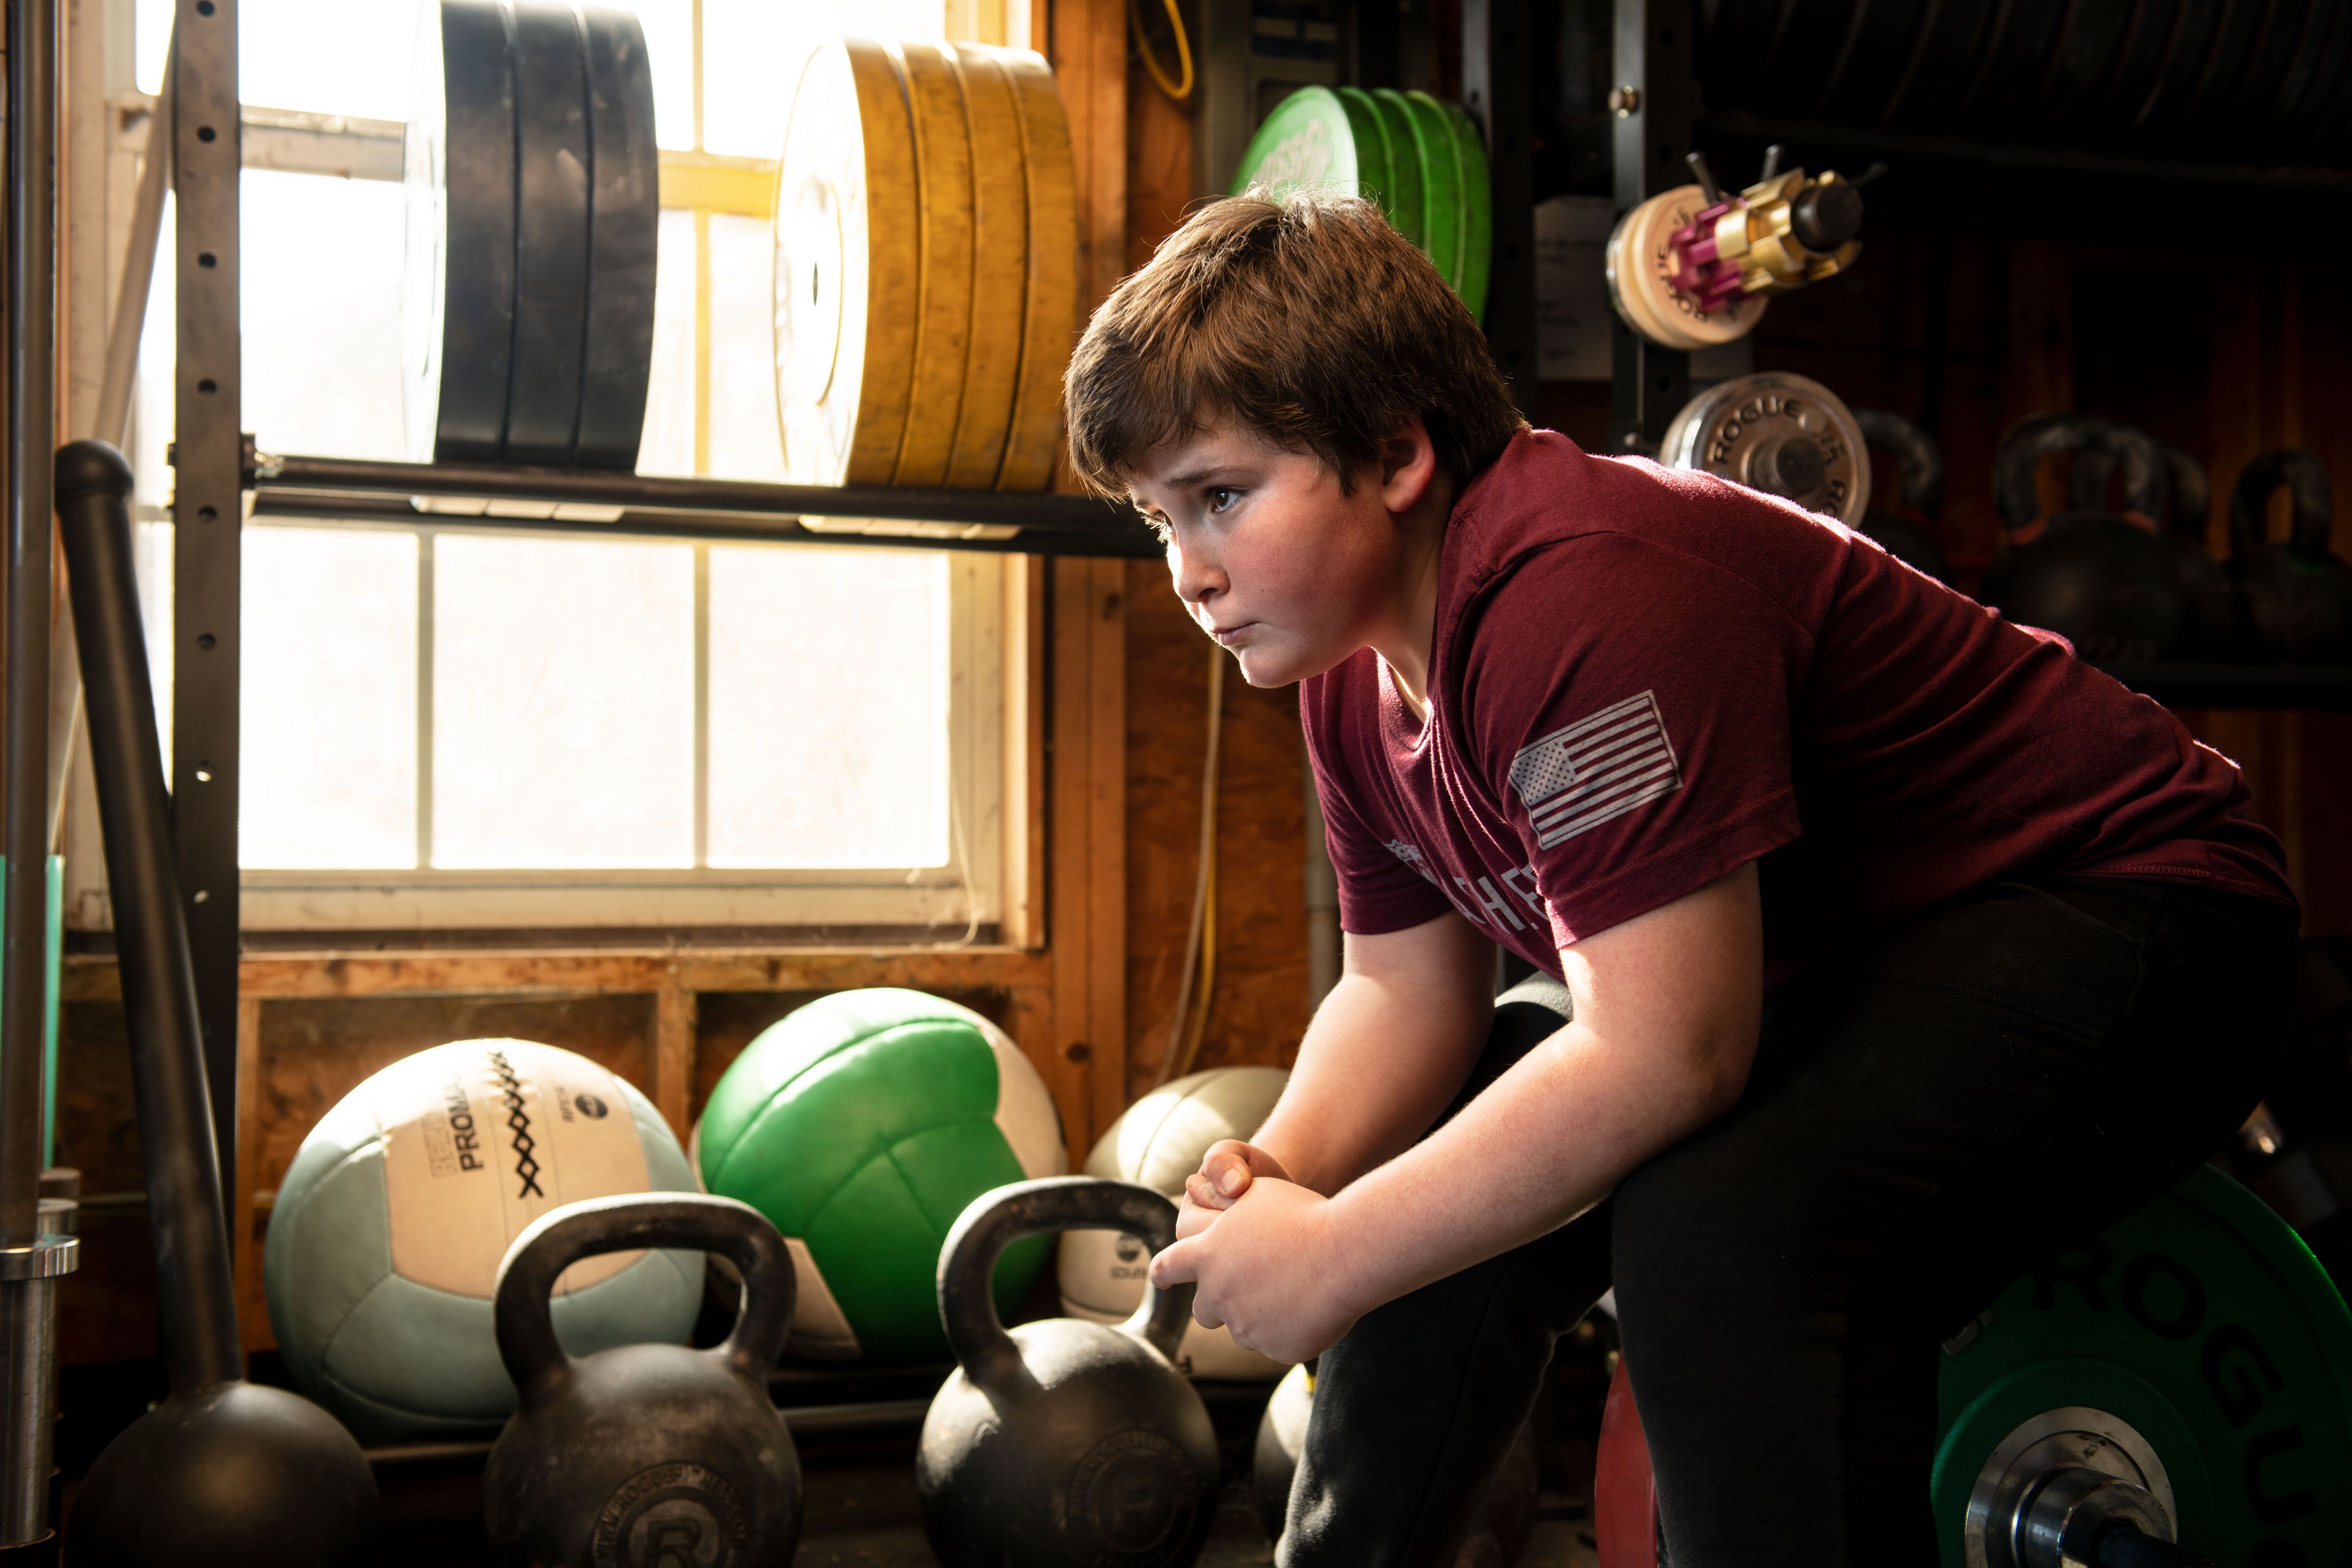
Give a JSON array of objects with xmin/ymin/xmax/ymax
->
[
  {"xmin": 693, "ymin": 988, "xmax": 1067, "ymax": 1362},
  {"xmin": 264, "ymin": 1038, "xmax": 705, "ymax": 1439}
]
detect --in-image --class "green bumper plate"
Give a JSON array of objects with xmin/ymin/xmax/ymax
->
[
  {"xmin": 1934, "ymin": 1165, "xmax": 2352, "ymax": 1568},
  {"xmin": 1439, "ymin": 99, "xmax": 1491, "ymax": 323},
  {"xmin": 1340, "ymin": 86, "xmax": 1421, "ymax": 248},
  {"xmin": 1385, "ymin": 89, "xmax": 1458, "ymax": 289},
  {"xmin": 1231, "ymin": 84, "xmax": 1379, "ymax": 204}
]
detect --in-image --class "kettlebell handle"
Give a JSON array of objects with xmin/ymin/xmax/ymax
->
[
  {"xmin": 2229, "ymin": 448, "xmax": 2336, "ymax": 558},
  {"xmin": 1993, "ymin": 414, "xmax": 2167, "ymax": 535},
  {"xmin": 937, "ymin": 1176, "xmax": 1192, "ymax": 1390},
  {"xmin": 494, "ymin": 1193, "xmax": 794, "ymax": 1392},
  {"xmin": 1853, "ymin": 408, "xmax": 1943, "ymax": 520}
]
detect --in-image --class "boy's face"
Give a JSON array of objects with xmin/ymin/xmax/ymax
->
[{"xmin": 1127, "ymin": 419, "xmax": 1435, "ymax": 688}]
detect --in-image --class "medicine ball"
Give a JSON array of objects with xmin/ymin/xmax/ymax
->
[
  {"xmin": 693, "ymin": 988, "xmax": 1067, "ymax": 1362},
  {"xmin": 1059, "ymin": 1065, "xmax": 1293, "ymax": 1379},
  {"xmin": 264, "ymin": 1038, "xmax": 705, "ymax": 1439}
]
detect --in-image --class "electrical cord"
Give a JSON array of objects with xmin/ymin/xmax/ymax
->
[
  {"xmin": 1129, "ymin": 0, "xmax": 1195, "ymax": 104},
  {"xmin": 1158, "ymin": 644, "xmax": 1224, "ymax": 1085}
]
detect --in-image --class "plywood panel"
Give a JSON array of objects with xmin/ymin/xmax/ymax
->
[{"xmin": 1123, "ymin": 563, "xmax": 1311, "ymax": 1102}]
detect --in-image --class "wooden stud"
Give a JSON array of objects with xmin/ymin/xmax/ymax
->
[
  {"xmin": 234, "ymin": 995, "xmax": 266, "ymax": 1354},
  {"xmin": 654, "ymin": 980, "xmax": 698, "ymax": 1142}
]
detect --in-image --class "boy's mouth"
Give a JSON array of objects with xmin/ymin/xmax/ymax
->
[{"xmin": 1209, "ymin": 622, "xmax": 1256, "ymax": 646}]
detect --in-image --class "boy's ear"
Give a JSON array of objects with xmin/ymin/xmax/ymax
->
[{"xmin": 1376, "ymin": 412, "xmax": 1441, "ymax": 515}]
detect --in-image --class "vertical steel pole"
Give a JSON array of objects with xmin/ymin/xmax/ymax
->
[
  {"xmin": 172, "ymin": 0, "xmax": 241, "ymax": 1185},
  {"xmin": 2, "ymin": 0, "xmax": 76, "ymax": 1549},
  {"xmin": 1608, "ymin": 0, "xmax": 1692, "ymax": 453},
  {"xmin": 1462, "ymin": 0, "xmax": 1537, "ymax": 420}
]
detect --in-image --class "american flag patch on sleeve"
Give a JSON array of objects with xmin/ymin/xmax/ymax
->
[{"xmin": 1506, "ymin": 691, "xmax": 1683, "ymax": 848}]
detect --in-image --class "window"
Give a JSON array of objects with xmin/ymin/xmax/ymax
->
[{"xmin": 76, "ymin": 0, "xmax": 1030, "ymax": 938}]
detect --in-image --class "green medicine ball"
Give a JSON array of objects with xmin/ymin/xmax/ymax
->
[{"xmin": 694, "ymin": 988, "xmax": 1067, "ymax": 1362}]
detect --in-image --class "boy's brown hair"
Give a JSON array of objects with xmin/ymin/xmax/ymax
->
[{"xmin": 1063, "ymin": 192, "xmax": 1526, "ymax": 496}]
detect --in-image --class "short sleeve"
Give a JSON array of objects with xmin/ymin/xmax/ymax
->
[
  {"xmin": 1456, "ymin": 532, "xmax": 1809, "ymax": 947},
  {"xmin": 1300, "ymin": 668, "xmax": 1452, "ymax": 935}
]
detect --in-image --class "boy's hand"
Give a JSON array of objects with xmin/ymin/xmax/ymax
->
[
  {"xmin": 1176, "ymin": 1140, "xmax": 1293, "ymax": 1239},
  {"xmin": 1150, "ymin": 1177, "xmax": 1360, "ymax": 1363}
]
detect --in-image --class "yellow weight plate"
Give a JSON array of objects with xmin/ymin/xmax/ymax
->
[
  {"xmin": 944, "ymin": 43, "xmax": 1028, "ymax": 490},
  {"xmin": 891, "ymin": 40, "xmax": 976, "ymax": 488},
  {"xmin": 996, "ymin": 48, "xmax": 1079, "ymax": 493},
  {"xmin": 1602, "ymin": 185, "xmax": 1766, "ymax": 351},
  {"xmin": 773, "ymin": 37, "xmax": 919, "ymax": 486}
]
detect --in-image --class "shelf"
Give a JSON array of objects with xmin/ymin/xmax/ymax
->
[
  {"xmin": 245, "ymin": 451, "xmax": 1166, "ymax": 561},
  {"xmin": 2090, "ymin": 663, "xmax": 2352, "ymax": 712}
]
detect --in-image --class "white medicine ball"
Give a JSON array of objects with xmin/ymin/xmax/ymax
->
[
  {"xmin": 264, "ymin": 1039, "xmax": 706, "ymax": 1438},
  {"xmin": 1058, "ymin": 1065, "xmax": 1293, "ymax": 1379}
]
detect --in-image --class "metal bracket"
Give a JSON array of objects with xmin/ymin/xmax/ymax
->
[{"xmin": 1609, "ymin": 0, "xmax": 1693, "ymax": 453}]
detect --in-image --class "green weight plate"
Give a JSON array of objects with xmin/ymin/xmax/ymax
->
[
  {"xmin": 1933, "ymin": 1166, "xmax": 2352, "ymax": 1568},
  {"xmin": 1340, "ymin": 86, "xmax": 1421, "ymax": 248},
  {"xmin": 1391, "ymin": 90, "xmax": 1459, "ymax": 290},
  {"xmin": 1230, "ymin": 85, "xmax": 1369, "ymax": 201},
  {"xmin": 1440, "ymin": 99, "xmax": 1491, "ymax": 322}
]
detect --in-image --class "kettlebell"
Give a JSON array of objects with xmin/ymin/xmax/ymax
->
[
  {"xmin": 1983, "ymin": 414, "xmax": 2188, "ymax": 661},
  {"xmin": 1853, "ymin": 408, "xmax": 1951, "ymax": 582},
  {"xmin": 917, "ymin": 1176, "xmax": 1220, "ymax": 1568},
  {"xmin": 483, "ymin": 1193, "xmax": 803, "ymax": 1568},
  {"xmin": 2151, "ymin": 440, "xmax": 2241, "ymax": 662},
  {"xmin": 2228, "ymin": 448, "xmax": 2352, "ymax": 665}
]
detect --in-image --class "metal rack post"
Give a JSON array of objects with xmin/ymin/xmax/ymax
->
[
  {"xmin": 173, "ymin": 0, "xmax": 243, "ymax": 1183},
  {"xmin": 1608, "ymin": 0, "xmax": 1693, "ymax": 453},
  {"xmin": 1463, "ymin": 0, "xmax": 1537, "ymax": 420},
  {"xmin": 3, "ymin": 0, "xmax": 79, "ymax": 1552}
]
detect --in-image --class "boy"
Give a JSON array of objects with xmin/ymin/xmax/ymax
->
[{"xmin": 1062, "ymin": 194, "xmax": 2301, "ymax": 1568}]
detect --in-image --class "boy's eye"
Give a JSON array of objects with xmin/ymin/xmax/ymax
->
[{"xmin": 1205, "ymin": 487, "xmax": 1241, "ymax": 513}]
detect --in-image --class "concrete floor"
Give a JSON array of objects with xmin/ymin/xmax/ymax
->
[{"xmin": 376, "ymin": 1446, "xmax": 1603, "ymax": 1568}]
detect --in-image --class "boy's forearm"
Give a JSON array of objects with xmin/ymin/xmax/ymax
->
[
  {"xmin": 1321, "ymin": 1011, "xmax": 1735, "ymax": 1315},
  {"xmin": 1251, "ymin": 966, "xmax": 1492, "ymax": 1197}
]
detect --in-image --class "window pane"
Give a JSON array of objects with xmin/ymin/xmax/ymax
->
[
  {"xmin": 243, "ymin": 526, "xmax": 419, "ymax": 869},
  {"xmin": 433, "ymin": 536, "xmax": 695, "ymax": 869},
  {"xmin": 638, "ymin": 210, "xmax": 698, "ymax": 476},
  {"xmin": 702, "ymin": 0, "xmax": 944, "ymax": 158},
  {"xmin": 707, "ymin": 546, "xmax": 949, "ymax": 868},
  {"xmin": 707, "ymin": 213, "xmax": 785, "ymax": 481},
  {"xmin": 244, "ymin": 171, "xmax": 408, "ymax": 460}
]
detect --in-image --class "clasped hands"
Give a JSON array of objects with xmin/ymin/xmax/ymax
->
[{"xmin": 1144, "ymin": 1139, "xmax": 1365, "ymax": 1364}]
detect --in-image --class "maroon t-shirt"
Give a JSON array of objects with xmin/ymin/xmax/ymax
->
[{"xmin": 1301, "ymin": 430, "xmax": 2295, "ymax": 987}]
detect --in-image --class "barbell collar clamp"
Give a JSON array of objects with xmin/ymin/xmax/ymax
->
[{"xmin": 0, "ymin": 1236, "xmax": 79, "ymax": 1281}]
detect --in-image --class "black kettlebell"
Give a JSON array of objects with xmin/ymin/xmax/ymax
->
[
  {"xmin": 917, "ymin": 1176, "xmax": 1220, "ymax": 1568},
  {"xmin": 2069, "ymin": 430, "xmax": 2240, "ymax": 662},
  {"xmin": 1983, "ymin": 414, "xmax": 2187, "ymax": 660},
  {"xmin": 2229, "ymin": 448, "xmax": 2352, "ymax": 666},
  {"xmin": 2150, "ymin": 440, "xmax": 2241, "ymax": 662},
  {"xmin": 483, "ymin": 1193, "xmax": 802, "ymax": 1568},
  {"xmin": 1853, "ymin": 408, "xmax": 1951, "ymax": 582}
]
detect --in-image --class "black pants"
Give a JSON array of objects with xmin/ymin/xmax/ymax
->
[{"xmin": 1277, "ymin": 877, "xmax": 2301, "ymax": 1568}]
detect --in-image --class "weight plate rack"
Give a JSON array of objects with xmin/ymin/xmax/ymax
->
[{"xmin": 403, "ymin": 0, "xmax": 657, "ymax": 471}]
